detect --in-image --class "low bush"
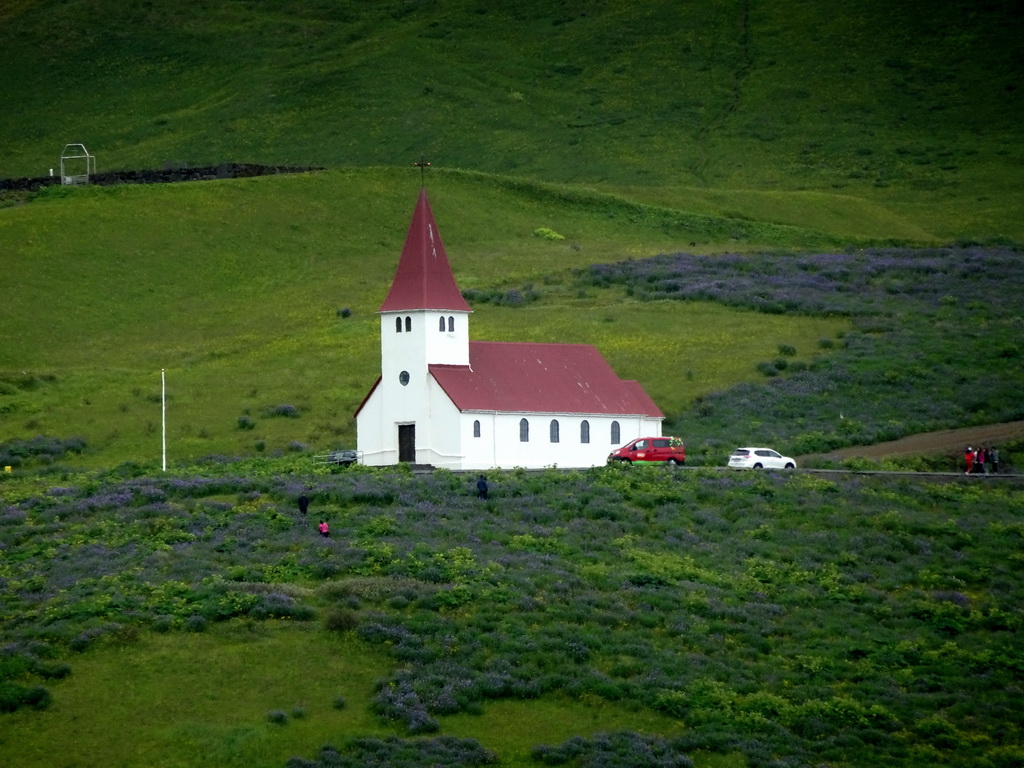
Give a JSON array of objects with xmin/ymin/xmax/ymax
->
[
  {"xmin": 531, "ymin": 732, "xmax": 694, "ymax": 767},
  {"xmin": 287, "ymin": 736, "xmax": 498, "ymax": 767},
  {"xmin": 0, "ymin": 435, "xmax": 87, "ymax": 467},
  {"xmin": 324, "ymin": 609, "xmax": 359, "ymax": 633},
  {"xmin": 533, "ymin": 227, "xmax": 565, "ymax": 241},
  {"xmin": 0, "ymin": 682, "xmax": 52, "ymax": 713}
]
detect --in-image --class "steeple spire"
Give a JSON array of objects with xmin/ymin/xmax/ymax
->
[{"xmin": 378, "ymin": 189, "xmax": 471, "ymax": 313}]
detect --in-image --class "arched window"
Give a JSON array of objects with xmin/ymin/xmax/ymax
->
[
  {"xmin": 395, "ymin": 317, "xmax": 403, "ymax": 333},
  {"xmin": 550, "ymin": 419, "xmax": 560, "ymax": 443},
  {"xmin": 473, "ymin": 420, "xmax": 481, "ymax": 438},
  {"xmin": 611, "ymin": 421, "xmax": 620, "ymax": 445},
  {"xmin": 580, "ymin": 420, "xmax": 590, "ymax": 444},
  {"xmin": 448, "ymin": 316, "xmax": 455, "ymax": 332},
  {"xmin": 439, "ymin": 317, "xmax": 446, "ymax": 332},
  {"xmin": 405, "ymin": 316, "xmax": 412, "ymax": 332},
  {"xmin": 519, "ymin": 418, "xmax": 529, "ymax": 442}
]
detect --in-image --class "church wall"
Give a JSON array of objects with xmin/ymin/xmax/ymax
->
[
  {"xmin": 355, "ymin": 388, "xmax": 395, "ymax": 465},
  {"xmin": 461, "ymin": 411, "xmax": 663, "ymax": 470},
  {"xmin": 419, "ymin": 381, "xmax": 463, "ymax": 468},
  {"xmin": 379, "ymin": 313, "xmax": 427, "ymax": 388},
  {"xmin": 424, "ymin": 312, "xmax": 470, "ymax": 366}
]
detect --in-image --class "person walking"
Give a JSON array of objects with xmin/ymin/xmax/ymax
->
[
  {"xmin": 298, "ymin": 494, "xmax": 310, "ymax": 515},
  {"xmin": 318, "ymin": 520, "xmax": 330, "ymax": 538},
  {"xmin": 476, "ymin": 475, "xmax": 489, "ymax": 500},
  {"xmin": 964, "ymin": 446, "xmax": 974, "ymax": 475},
  {"xmin": 991, "ymin": 446, "xmax": 1000, "ymax": 474}
]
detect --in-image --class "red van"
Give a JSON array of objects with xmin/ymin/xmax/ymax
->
[{"xmin": 607, "ymin": 436, "xmax": 685, "ymax": 466}]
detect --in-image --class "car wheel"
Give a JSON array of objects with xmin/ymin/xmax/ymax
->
[
  {"xmin": 667, "ymin": 458, "xmax": 680, "ymax": 466},
  {"xmin": 620, "ymin": 458, "xmax": 632, "ymax": 465},
  {"xmin": 785, "ymin": 462, "xmax": 795, "ymax": 469},
  {"xmin": 753, "ymin": 463, "xmax": 763, "ymax": 469}
]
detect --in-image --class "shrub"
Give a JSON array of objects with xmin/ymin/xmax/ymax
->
[
  {"xmin": 337, "ymin": 307, "xmax": 352, "ymax": 318},
  {"xmin": 270, "ymin": 404, "xmax": 300, "ymax": 418},
  {"xmin": 533, "ymin": 226, "xmax": 565, "ymax": 241},
  {"xmin": 531, "ymin": 732, "xmax": 694, "ymax": 767},
  {"xmin": 324, "ymin": 609, "xmax": 359, "ymax": 633},
  {"xmin": 289, "ymin": 737, "xmax": 498, "ymax": 767},
  {"xmin": 34, "ymin": 662, "xmax": 72, "ymax": 680},
  {"xmin": 267, "ymin": 709, "xmax": 288, "ymax": 724},
  {"xmin": 0, "ymin": 435, "xmax": 87, "ymax": 467},
  {"xmin": 0, "ymin": 683, "xmax": 53, "ymax": 713},
  {"xmin": 237, "ymin": 415, "xmax": 256, "ymax": 430},
  {"xmin": 778, "ymin": 344, "xmax": 797, "ymax": 356}
]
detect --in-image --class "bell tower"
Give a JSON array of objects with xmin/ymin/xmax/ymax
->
[{"xmin": 371, "ymin": 188, "xmax": 472, "ymax": 462}]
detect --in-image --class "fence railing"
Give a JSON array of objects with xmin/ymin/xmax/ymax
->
[{"xmin": 313, "ymin": 450, "xmax": 362, "ymax": 466}]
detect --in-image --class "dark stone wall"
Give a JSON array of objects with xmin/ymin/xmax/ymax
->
[{"xmin": 0, "ymin": 163, "xmax": 323, "ymax": 192}]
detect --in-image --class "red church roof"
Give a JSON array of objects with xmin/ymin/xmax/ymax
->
[
  {"xmin": 378, "ymin": 189, "xmax": 472, "ymax": 313},
  {"xmin": 429, "ymin": 341, "xmax": 664, "ymax": 417}
]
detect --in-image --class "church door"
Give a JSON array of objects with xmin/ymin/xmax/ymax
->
[{"xmin": 398, "ymin": 424, "xmax": 416, "ymax": 463}]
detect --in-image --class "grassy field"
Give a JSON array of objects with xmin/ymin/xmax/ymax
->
[
  {"xmin": 1, "ymin": 0, "xmax": 1021, "ymax": 238},
  {"xmin": 0, "ymin": 169, "xmax": 849, "ymax": 468},
  {"xmin": 0, "ymin": 621, "xmax": 686, "ymax": 768},
  {"xmin": 1, "ymin": 2, "xmax": 1023, "ymax": 767},
  {"xmin": 1, "ymin": 463, "xmax": 1021, "ymax": 767}
]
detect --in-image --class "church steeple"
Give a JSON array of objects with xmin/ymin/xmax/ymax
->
[{"xmin": 379, "ymin": 188, "xmax": 471, "ymax": 313}]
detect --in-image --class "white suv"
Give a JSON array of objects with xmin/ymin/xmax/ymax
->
[{"xmin": 728, "ymin": 447, "xmax": 796, "ymax": 470}]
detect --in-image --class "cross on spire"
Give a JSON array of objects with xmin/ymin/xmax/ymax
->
[{"xmin": 413, "ymin": 156, "xmax": 431, "ymax": 186}]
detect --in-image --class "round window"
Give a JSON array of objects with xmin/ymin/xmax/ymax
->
[{"xmin": 399, "ymin": 370, "xmax": 410, "ymax": 386}]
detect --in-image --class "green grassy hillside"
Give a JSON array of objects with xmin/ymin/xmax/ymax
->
[
  {"xmin": 0, "ymin": 169, "xmax": 848, "ymax": 467},
  {"xmin": 1, "ymin": 0, "xmax": 1023, "ymax": 467},
  {"xmin": 1, "ymin": 0, "xmax": 1022, "ymax": 239}
]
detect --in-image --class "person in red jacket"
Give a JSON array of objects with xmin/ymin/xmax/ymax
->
[
  {"xmin": 318, "ymin": 520, "xmax": 330, "ymax": 538},
  {"xmin": 964, "ymin": 446, "xmax": 974, "ymax": 475}
]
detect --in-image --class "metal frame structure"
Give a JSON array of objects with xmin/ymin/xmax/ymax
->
[{"xmin": 60, "ymin": 144, "xmax": 96, "ymax": 185}]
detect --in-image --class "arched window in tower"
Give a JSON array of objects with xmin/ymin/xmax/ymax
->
[
  {"xmin": 580, "ymin": 420, "xmax": 590, "ymax": 444},
  {"xmin": 550, "ymin": 419, "xmax": 560, "ymax": 443},
  {"xmin": 395, "ymin": 317, "xmax": 402, "ymax": 333},
  {"xmin": 439, "ymin": 317, "xmax": 446, "ymax": 332},
  {"xmin": 611, "ymin": 421, "xmax": 621, "ymax": 445},
  {"xmin": 473, "ymin": 420, "xmax": 481, "ymax": 438},
  {"xmin": 405, "ymin": 316, "xmax": 412, "ymax": 332},
  {"xmin": 447, "ymin": 316, "xmax": 455, "ymax": 332},
  {"xmin": 519, "ymin": 418, "xmax": 530, "ymax": 442}
]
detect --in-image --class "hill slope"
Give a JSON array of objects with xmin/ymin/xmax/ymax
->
[{"xmin": 1, "ymin": 0, "xmax": 1022, "ymax": 238}]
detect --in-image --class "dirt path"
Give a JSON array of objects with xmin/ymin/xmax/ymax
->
[{"xmin": 807, "ymin": 421, "xmax": 1024, "ymax": 460}]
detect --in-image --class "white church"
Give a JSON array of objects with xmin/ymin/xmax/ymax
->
[{"xmin": 354, "ymin": 188, "xmax": 664, "ymax": 470}]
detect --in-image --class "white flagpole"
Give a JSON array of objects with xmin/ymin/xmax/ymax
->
[{"xmin": 161, "ymin": 368, "xmax": 167, "ymax": 472}]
